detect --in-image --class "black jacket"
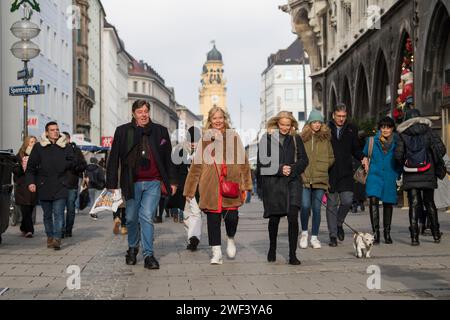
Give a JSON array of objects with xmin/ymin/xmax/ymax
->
[
  {"xmin": 65, "ymin": 143, "xmax": 87, "ymax": 189},
  {"xmin": 25, "ymin": 135, "xmax": 75, "ymax": 201},
  {"xmin": 328, "ymin": 121, "xmax": 365, "ymax": 193},
  {"xmin": 395, "ymin": 117, "xmax": 446, "ymax": 190},
  {"xmin": 257, "ymin": 133, "xmax": 309, "ymax": 218},
  {"xmin": 167, "ymin": 145, "xmax": 192, "ymax": 210},
  {"xmin": 13, "ymin": 153, "xmax": 38, "ymax": 206},
  {"xmin": 106, "ymin": 121, "xmax": 177, "ymax": 201}
]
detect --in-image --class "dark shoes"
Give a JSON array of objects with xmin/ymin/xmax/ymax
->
[
  {"xmin": 144, "ymin": 256, "xmax": 160, "ymax": 270},
  {"xmin": 186, "ymin": 236, "xmax": 200, "ymax": 251},
  {"xmin": 267, "ymin": 249, "xmax": 276, "ymax": 262},
  {"xmin": 53, "ymin": 239, "xmax": 61, "ymax": 251},
  {"xmin": 125, "ymin": 247, "xmax": 139, "ymax": 265},
  {"xmin": 374, "ymin": 231, "xmax": 381, "ymax": 245},
  {"xmin": 384, "ymin": 231, "xmax": 393, "ymax": 244},
  {"xmin": 337, "ymin": 226, "xmax": 345, "ymax": 241},
  {"xmin": 153, "ymin": 216, "xmax": 163, "ymax": 224},
  {"xmin": 329, "ymin": 237, "xmax": 338, "ymax": 247},
  {"xmin": 289, "ymin": 256, "xmax": 301, "ymax": 265}
]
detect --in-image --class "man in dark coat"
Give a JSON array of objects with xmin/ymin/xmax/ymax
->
[
  {"xmin": 26, "ymin": 122, "xmax": 76, "ymax": 250},
  {"xmin": 62, "ymin": 132, "xmax": 87, "ymax": 237},
  {"xmin": 326, "ymin": 104, "xmax": 366, "ymax": 247},
  {"xmin": 106, "ymin": 99, "xmax": 177, "ymax": 270},
  {"xmin": 395, "ymin": 109, "xmax": 446, "ymax": 245}
]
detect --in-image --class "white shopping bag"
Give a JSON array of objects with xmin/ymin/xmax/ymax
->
[{"xmin": 89, "ymin": 189, "xmax": 123, "ymax": 214}]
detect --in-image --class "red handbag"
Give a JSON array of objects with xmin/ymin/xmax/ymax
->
[{"xmin": 214, "ymin": 160, "xmax": 240, "ymax": 199}]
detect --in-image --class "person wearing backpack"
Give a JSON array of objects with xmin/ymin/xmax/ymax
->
[
  {"xmin": 363, "ymin": 117, "xmax": 402, "ymax": 245},
  {"xmin": 85, "ymin": 157, "xmax": 106, "ymax": 217},
  {"xmin": 395, "ymin": 109, "xmax": 447, "ymax": 245}
]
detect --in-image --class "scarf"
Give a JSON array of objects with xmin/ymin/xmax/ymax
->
[
  {"xmin": 126, "ymin": 122, "xmax": 153, "ymax": 170},
  {"xmin": 379, "ymin": 134, "xmax": 393, "ymax": 154}
]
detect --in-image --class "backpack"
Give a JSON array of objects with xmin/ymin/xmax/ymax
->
[
  {"xmin": 402, "ymin": 134, "xmax": 431, "ymax": 173},
  {"xmin": 86, "ymin": 165, "xmax": 106, "ymax": 190}
]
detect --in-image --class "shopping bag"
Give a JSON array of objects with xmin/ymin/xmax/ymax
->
[{"xmin": 89, "ymin": 189, "xmax": 123, "ymax": 215}]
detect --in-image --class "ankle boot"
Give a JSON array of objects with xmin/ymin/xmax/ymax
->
[
  {"xmin": 125, "ymin": 247, "xmax": 139, "ymax": 265},
  {"xmin": 383, "ymin": 205, "xmax": 393, "ymax": 244},
  {"xmin": 426, "ymin": 204, "xmax": 441, "ymax": 243},
  {"xmin": 369, "ymin": 198, "xmax": 380, "ymax": 244}
]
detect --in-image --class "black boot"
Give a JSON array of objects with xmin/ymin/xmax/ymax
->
[
  {"xmin": 125, "ymin": 247, "xmax": 139, "ymax": 265},
  {"xmin": 369, "ymin": 198, "xmax": 380, "ymax": 244},
  {"xmin": 288, "ymin": 215, "xmax": 301, "ymax": 265},
  {"xmin": 383, "ymin": 205, "xmax": 393, "ymax": 244},
  {"xmin": 426, "ymin": 204, "xmax": 441, "ymax": 243},
  {"xmin": 268, "ymin": 218, "xmax": 279, "ymax": 262},
  {"xmin": 408, "ymin": 190, "xmax": 421, "ymax": 246}
]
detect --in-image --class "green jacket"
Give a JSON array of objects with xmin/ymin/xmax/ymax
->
[{"xmin": 301, "ymin": 124, "xmax": 335, "ymax": 190}]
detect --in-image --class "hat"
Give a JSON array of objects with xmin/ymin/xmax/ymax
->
[
  {"xmin": 405, "ymin": 108, "xmax": 421, "ymax": 121},
  {"xmin": 307, "ymin": 109, "xmax": 324, "ymax": 124}
]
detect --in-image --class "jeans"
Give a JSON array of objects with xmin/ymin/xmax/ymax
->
[
  {"xmin": 126, "ymin": 181, "xmax": 161, "ymax": 258},
  {"xmin": 64, "ymin": 189, "xmax": 78, "ymax": 233},
  {"xmin": 301, "ymin": 188, "xmax": 325, "ymax": 236},
  {"xmin": 326, "ymin": 191, "xmax": 353, "ymax": 238},
  {"xmin": 41, "ymin": 198, "xmax": 66, "ymax": 239},
  {"xmin": 88, "ymin": 188, "xmax": 99, "ymax": 209}
]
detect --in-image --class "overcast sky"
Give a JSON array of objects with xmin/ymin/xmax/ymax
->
[{"xmin": 103, "ymin": 0, "xmax": 298, "ymax": 132}]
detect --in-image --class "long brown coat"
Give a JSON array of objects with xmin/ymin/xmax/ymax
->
[
  {"xmin": 183, "ymin": 129, "xmax": 253, "ymax": 212},
  {"xmin": 301, "ymin": 124, "xmax": 335, "ymax": 190}
]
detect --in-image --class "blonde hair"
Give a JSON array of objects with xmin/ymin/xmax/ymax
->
[
  {"xmin": 19, "ymin": 136, "xmax": 37, "ymax": 158},
  {"xmin": 266, "ymin": 111, "xmax": 299, "ymax": 136},
  {"xmin": 204, "ymin": 107, "xmax": 231, "ymax": 130}
]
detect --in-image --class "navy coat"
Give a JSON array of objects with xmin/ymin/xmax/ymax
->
[{"xmin": 364, "ymin": 132, "xmax": 401, "ymax": 204}]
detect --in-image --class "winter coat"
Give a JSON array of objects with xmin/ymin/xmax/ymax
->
[
  {"xmin": 65, "ymin": 143, "xmax": 87, "ymax": 189},
  {"xmin": 257, "ymin": 132, "xmax": 309, "ymax": 218},
  {"xmin": 301, "ymin": 124, "xmax": 335, "ymax": 190},
  {"xmin": 25, "ymin": 134, "xmax": 75, "ymax": 201},
  {"xmin": 363, "ymin": 132, "xmax": 402, "ymax": 204},
  {"xmin": 106, "ymin": 121, "xmax": 177, "ymax": 201},
  {"xmin": 183, "ymin": 129, "xmax": 253, "ymax": 212},
  {"xmin": 85, "ymin": 164, "xmax": 105, "ymax": 190},
  {"xmin": 395, "ymin": 117, "xmax": 446, "ymax": 190},
  {"xmin": 13, "ymin": 153, "xmax": 37, "ymax": 206},
  {"xmin": 328, "ymin": 121, "xmax": 365, "ymax": 193}
]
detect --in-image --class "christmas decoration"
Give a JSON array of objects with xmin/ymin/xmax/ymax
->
[{"xmin": 394, "ymin": 36, "xmax": 414, "ymax": 123}]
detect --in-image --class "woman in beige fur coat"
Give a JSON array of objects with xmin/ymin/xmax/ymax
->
[{"xmin": 184, "ymin": 107, "xmax": 253, "ymax": 265}]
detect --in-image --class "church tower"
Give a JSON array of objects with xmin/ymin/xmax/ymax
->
[{"xmin": 199, "ymin": 43, "xmax": 227, "ymax": 124}]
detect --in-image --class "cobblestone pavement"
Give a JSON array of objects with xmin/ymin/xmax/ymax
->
[{"xmin": 0, "ymin": 200, "xmax": 449, "ymax": 300}]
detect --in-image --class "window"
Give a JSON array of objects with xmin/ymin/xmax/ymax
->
[
  {"xmin": 47, "ymin": 26, "xmax": 51, "ymax": 60},
  {"xmin": 285, "ymin": 89, "xmax": 293, "ymax": 102},
  {"xmin": 142, "ymin": 82, "xmax": 146, "ymax": 94},
  {"xmin": 133, "ymin": 81, "xmax": 138, "ymax": 92},
  {"xmin": 298, "ymin": 112, "xmax": 306, "ymax": 121},
  {"xmin": 77, "ymin": 29, "xmax": 82, "ymax": 45},
  {"xmin": 77, "ymin": 59, "xmax": 82, "ymax": 84}
]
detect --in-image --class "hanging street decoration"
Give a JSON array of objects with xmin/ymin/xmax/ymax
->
[{"xmin": 10, "ymin": 0, "xmax": 40, "ymax": 13}]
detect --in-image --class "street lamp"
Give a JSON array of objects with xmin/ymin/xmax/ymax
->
[{"xmin": 10, "ymin": 11, "xmax": 41, "ymax": 140}]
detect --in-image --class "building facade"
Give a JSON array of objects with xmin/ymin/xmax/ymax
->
[
  {"xmin": 87, "ymin": 0, "xmax": 105, "ymax": 145},
  {"xmin": 73, "ymin": 0, "xmax": 94, "ymax": 141},
  {"xmin": 101, "ymin": 20, "xmax": 133, "ymax": 139},
  {"xmin": 260, "ymin": 39, "xmax": 313, "ymax": 131},
  {"xmin": 128, "ymin": 59, "xmax": 178, "ymax": 134},
  {"xmin": 199, "ymin": 44, "xmax": 228, "ymax": 124},
  {"xmin": 284, "ymin": 0, "xmax": 450, "ymax": 152},
  {"xmin": 1, "ymin": 0, "xmax": 73, "ymax": 151},
  {"xmin": 176, "ymin": 104, "xmax": 202, "ymax": 142}
]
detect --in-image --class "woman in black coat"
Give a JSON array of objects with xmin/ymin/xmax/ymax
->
[
  {"xmin": 257, "ymin": 111, "xmax": 309, "ymax": 265},
  {"xmin": 395, "ymin": 109, "xmax": 446, "ymax": 245},
  {"xmin": 13, "ymin": 136, "xmax": 38, "ymax": 237}
]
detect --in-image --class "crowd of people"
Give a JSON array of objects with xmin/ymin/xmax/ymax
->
[{"xmin": 8, "ymin": 99, "xmax": 450, "ymax": 270}]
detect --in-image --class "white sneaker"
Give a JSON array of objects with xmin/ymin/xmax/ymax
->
[
  {"xmin": 299, "ymin": 232, "xmax": 308, "ymax": 249},
  {"xmin": 226, "ymin": 237, "xmax": 236, "ymax": 259},
  {"xmin": 210, "ymin": 246, "xmax": 223, "ymax": 265},
  {"xmin": 310, "ymin": 237, "xmax": 322, "ymax": 249}
]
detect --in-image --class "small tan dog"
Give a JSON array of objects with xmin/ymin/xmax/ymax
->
[{"xmin": 353, "ymin": 232, "xmax": 375, "ymax": 258}]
